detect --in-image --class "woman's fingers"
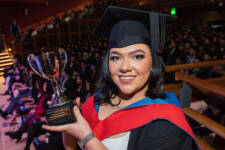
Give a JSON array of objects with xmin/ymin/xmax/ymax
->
[
  {"xmin": 73, "ymin": 105, "xmax": 83, "ymax": 121},
  {"xmin": 75, "ymin": 97, "xmax": 81, "ymax": 107},
  {"xmin": 42, "ymin": 124, "xmax": 70, "ymax": 132}
]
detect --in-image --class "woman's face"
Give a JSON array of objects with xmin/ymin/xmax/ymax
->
[
  {"xmin": 109, "ymin": 44, "xmax": 152, "ymax": 96},
  {"xmin": 76, "ymin": 76, "xmax": 82, "ymax": 85},
  {"xmin": 72, "ymin": 72, "xmax": 77, "ymax": 79},
  {"xmin": 43, "ymin": 82, "xmax": 47, "ymax": 92},
  {"xmin": 203, "ymin": 54, "xmax": 211, "ymax": 61},
  {"xmin": 86, "ymin": 81, "xmax": 90, "ymax": 91}
]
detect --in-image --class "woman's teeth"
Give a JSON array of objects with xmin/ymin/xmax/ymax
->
[{"xmin": 120, "ymin": 76, "xmax": 135, "ymax": 79}]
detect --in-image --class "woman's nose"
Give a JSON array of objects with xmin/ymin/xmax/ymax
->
[{"xmin": 120, "ymin": 58, "xmax": 132, "ymax": 73}]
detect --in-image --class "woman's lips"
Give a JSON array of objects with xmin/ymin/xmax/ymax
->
[{"xmin": 119, "ymin": 75, "xmax": 136, "ymax": 83}]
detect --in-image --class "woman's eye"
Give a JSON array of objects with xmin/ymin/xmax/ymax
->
[
  {"xmin": 110, "ymin": 56, "xmax": 120, "ymax": 61},
  {"xmin": 133, "ymin": 55, "xmax": 144, "ymax": 60}
]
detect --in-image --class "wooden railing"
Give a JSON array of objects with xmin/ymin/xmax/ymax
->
[
  {"xmin": 165, "ymin": 60, "xmax": 225, "ymax": 149},
  {"xmin": 165, "ymin": 76, "xmax": 225, "ymax": 90},
  {"xmin": 174, "ymin": 72, "xmax": 225, "ymax": 149},
  {"xmin": 13, "ymin": 18, "xmax": 99, "ymax": 57},
  {"xmin": 184, "ymin": 107, "xmax": 225, "ymax": 140},
  {"xmin": 164, "ymin": 76, "xmax": 225, "ymax": 98},
  {"xmin": 206, "ymin": 76, "xmax": 225, "ymax": 87},
  {"xmin": 175, "ymin": 72, "xmax": 225, "ymax": 98},
  {"xmin": 165, "ymin": 60, "xmax": 225, "ymax": 72},
  {"xmin": 195, "ymin": 136, "xmax": 214, "ymax": 150}
]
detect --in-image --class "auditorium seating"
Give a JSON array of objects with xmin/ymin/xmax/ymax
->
[
  {"xmin": 2, "ymin": 2, "xmax": 225, "ymax": 149},
  {"xmin": 165, "ymin": 60, "xmax": 225, "ymax": 149},
  {"xmin": 12, "ymin": 18, "xmax": 99, "ymax": 57}
]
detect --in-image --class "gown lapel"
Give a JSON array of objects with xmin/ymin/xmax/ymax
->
[{"xmin": 82, "ymin": 94, "xmax": 195, "ymax": 141}]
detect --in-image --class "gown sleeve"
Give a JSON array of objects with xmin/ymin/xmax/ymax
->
[{"xmin": 128, "ymin": 119, "xmax": 193, "ymax": 150}]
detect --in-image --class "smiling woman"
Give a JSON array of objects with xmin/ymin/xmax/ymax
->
[
  {"xmin": 107, "ymin": 44, "xmax": 153, "ymax": 105},
  {"xmin": 42, "ymin": 6, "xmax": 199, "ymax": 150}
]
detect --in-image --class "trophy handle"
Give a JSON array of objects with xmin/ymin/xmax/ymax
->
[
  {"xmin": 58, "ymin": 48, "xmax": 67, "ymax": 72},
  {"xmin": 27, "ymin": 54, "xmax": 48, "ymax": 79}
]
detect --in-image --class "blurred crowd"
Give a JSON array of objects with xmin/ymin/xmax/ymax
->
[
  {"xmin": 163, "ymin": 25, "xmax": 225, "ymax": 65},
  {"xmin": 163, "ymin": 25, "xmax": 225, "ymax": 79},
  {"xmin": 10, "ymin": 0, "xmax": 121, "ymax": 43},
  {"xmin": 1, "ymin": 24, "xmax": 225, "ymax": 149},
  {"xmin": 1, "ymin": 0, "xmax": 225, "ymax": 149},
  {"xmin": 0, "ymin": 36, "xmax": 107, "ymax": 149}
]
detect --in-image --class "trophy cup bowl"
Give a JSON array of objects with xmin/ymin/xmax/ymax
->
[{"xmin": 27, "ymin": 49, "xmax": 76, "ymax": 126}]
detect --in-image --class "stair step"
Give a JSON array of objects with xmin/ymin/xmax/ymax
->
[
  {"xmin": 0, "ymin": 55, "xmax": 10, "ymax": 59},
  {"xmin": 0, "ymin": 58, "xmax": 12, "ymax": 62},
  {"xmin": 0, "ymin": 62, "xmax": 13, "ymax": 68},
  {"xmin": 0, "ymin": 53, "xmax": 13, "ymax": 73},
  {"xmin": 0, "ymin": 59, "xmax": 12, "ymax": 64},
  {"xmin": 0, "ymin": 53, "xmax": 9, "ymax": 56},
  {"xmin": 0, "ymin": 52, "xmax": 9, "ymax": 55}
]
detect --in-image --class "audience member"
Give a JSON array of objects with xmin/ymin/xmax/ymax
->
[{"xmin": 10, "ymin": 19, "xmax": 21, "ymax": 41}]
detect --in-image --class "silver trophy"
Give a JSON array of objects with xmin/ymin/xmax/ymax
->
[{"xmin": 27, "ymin": 49, "xmax": 76, "ymax": 126}]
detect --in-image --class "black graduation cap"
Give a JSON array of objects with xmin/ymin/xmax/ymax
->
[{"xmin": 93, "ymin": 6, "xmax": 176, "ymax": 53}]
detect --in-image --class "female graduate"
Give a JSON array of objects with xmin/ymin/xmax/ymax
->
[{"xmin": 43, "ymin": 6, "xmax": 199, "ymax": 150}]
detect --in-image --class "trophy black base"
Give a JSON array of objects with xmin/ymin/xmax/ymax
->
[{"xmin": 46, "ymin": 102, "xmax": 77, "ymax": 126}]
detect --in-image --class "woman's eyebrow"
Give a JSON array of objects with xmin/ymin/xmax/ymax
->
[
  {"xmin": 110, "ymin": 51, "xmax": 121, "ymax": 55},
  {"xmin": 129, "ymin": 49, "xmax": 145, "ymax": 55},
  {"xmin": 110, "ymin": 49, "xmax": 145, "ymax": 55}
]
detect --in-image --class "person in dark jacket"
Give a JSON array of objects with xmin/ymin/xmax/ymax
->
[
  {"xmin": 5, "ymin": 80, "xmax": 53, "ymax": 150},
  {"xmin": 33, "ymin": 132, "xmax": 65, "ymax": 150}
]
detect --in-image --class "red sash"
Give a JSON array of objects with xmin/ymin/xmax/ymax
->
[{"xmin": 82, "ymin": 96, "xmax": 196, "ymax": 141}]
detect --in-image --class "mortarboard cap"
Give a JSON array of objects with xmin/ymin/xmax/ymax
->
[{"xmin": 93, "ymin": 6, "xmax": 176, "ymax": 53}]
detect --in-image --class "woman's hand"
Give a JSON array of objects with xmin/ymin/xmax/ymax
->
[
  {"xmin": 42, "ymin": 98, "xmax": 92, "ymax": 141},
  {"xmin": 190, "ymin": 100, "xmax": 208, "ymax": 113}
]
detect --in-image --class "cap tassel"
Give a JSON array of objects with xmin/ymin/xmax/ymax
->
[
  {"xmin": 149, "ymin": 12, "xmax": 159, "ymax": 53},
  {"xmin": 160, "ymin": 14, "xmax": 166, "ymax": 50}
]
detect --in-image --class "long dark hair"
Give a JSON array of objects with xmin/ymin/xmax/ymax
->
[{"xmin": 95, "ymin": 46, "xmax": 166, "ymax": 106}]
